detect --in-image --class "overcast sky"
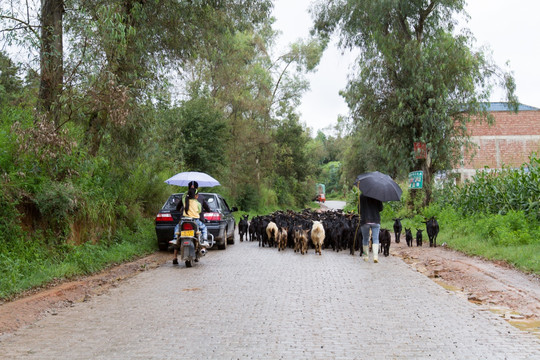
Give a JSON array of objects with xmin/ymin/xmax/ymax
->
[{"xmin": 272, "ymin": 0, "xmax": 540, "ymax": 135}]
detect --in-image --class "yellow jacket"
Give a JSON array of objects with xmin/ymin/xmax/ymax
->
[{"xmin": 183, "ymin": 198, "xmax": 202, "ymax": 218}]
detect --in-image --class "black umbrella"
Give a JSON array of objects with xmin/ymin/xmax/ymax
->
[{"xmin": 354, "ymin": 171, "xmax": 402, "ymax": 202}]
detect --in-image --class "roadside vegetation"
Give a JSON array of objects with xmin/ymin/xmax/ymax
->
[
  {"xmin": 0, "ymin": 1, "xmax": 331, "ymax": 300},
  {"xmin": 371, "ymin": 154, "xmax": 539, "ymax": 275}
]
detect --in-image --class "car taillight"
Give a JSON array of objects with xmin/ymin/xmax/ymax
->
[
  {"xmin": 155, "ymin": 213, "xmax": 173, "ymax": 222},
  {"xmin": 204, "ymin": 212, "xmax": 222, "ymax": 221},
  {"xmin": 182, "ymin": 223, "xmax": 194, "ymax": 231}
]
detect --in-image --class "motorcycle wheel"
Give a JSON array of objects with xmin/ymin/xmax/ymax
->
[{"xmin": 185, "ymin": 260, "xmax": 192, "ymax": 268}]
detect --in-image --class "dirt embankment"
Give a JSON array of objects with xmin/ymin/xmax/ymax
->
[
  {"xmin": 391, "ymin": 239, "xmax": 540, "ymax": 337},
  {"xmin": 0, "ymin": 252, "xmax": 171, "ymax": 336}
]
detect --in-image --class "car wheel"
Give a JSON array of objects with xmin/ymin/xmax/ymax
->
[
  {"xmin": 218, "ymin": 229, "xmax": 228, "ymax": 250},
  {"xmin": 227, "ymin": 227, "xmax": 235, "ymax": 245}
]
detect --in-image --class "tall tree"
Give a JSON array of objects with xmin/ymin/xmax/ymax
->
[
  {"xmin": 179, "ymin": 17, "xmax": 324, "ymax": 200},
  {"xmin": 313, "ymin": 0, "xmax": 517, "ymax": 204},
  {"xmin": 0, "ymin": 0, "xmax": 63, "ymax": 122},
  {"xmin": 59, "ymin": 0, "xmax": 273, "ymax": 158},
  {"xmin": 38, "ymin": 0, "xmax": 63, "ymax": 124}
]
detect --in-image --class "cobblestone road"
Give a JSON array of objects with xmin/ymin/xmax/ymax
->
[{"xmin": 1, "ymin": 237, "xmax": 539, "ymax": 360}]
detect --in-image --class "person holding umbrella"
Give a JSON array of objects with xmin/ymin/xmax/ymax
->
[
  {"xmin": 171, "ymin": 187, "xmax": 209, "ymax": 265},
  {"xmin": 355, "ymin": 171, "xmax": 401, "ymax": 263},
  {"xmin": 175, "ymin": 181, "xmax": 210, "ymax": 215},
  {"xmin": 171, "ymin": 181, "xmax": 210, "ymax": 265},
  {"xmin": 359, "ymin": 194, "xmax": 383, "ymax": 263}
]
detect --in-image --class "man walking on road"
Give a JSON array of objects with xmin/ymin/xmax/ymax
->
[{"xmin": 359, "ymin": 193, "xmax": 383, "ymax": 263}]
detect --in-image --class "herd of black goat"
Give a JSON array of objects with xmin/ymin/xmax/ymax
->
[
  {"xmin": 237, "ymin": 209, "xmax": 440, "ymax": 257},
  {"xmin": 395, "ymin": 216, "xmax": 440, "ymax": 248}
]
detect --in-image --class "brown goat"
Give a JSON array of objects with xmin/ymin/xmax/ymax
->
[
  {"xmin": 277, "ymin": 227, "xmax": 288, "ymax": 251},
  {"xmin": 294, "ymin": 228, "xmax": 309, "ymax": 255}
]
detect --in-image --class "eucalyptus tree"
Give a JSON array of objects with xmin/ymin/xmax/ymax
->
[
  {"xmin": 39, "ymin": 0, "xmax": 63, "ymax": 122},
  {"xmin": 0, "ymin": 0, "xmax": 63, "ymax": 123},
  {"xmin": 61, "ymin": 0, "xmax": 273, "ymax": 159},
  {"xmin": 179, "ymin": 15, "xmax": 324, "ymax": 202},
  {"xmin": 1, "ymin": 0, "xmax": 273, "ymax": 148},
  {"xmin": 264, "ymin": 36, "xmax": 324, "ymax": 195},
  {"xmin": 312, "ymin": 0, "xmax": 517, "ymax": 204}
]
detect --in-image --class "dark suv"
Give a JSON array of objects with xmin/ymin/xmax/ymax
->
[{"xmin": 155, "ymin": 193, "xmax": 237, "ymax": 251}]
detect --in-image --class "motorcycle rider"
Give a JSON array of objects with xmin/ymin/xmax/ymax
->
[
  {"xmin": 171, "ymin": 181, "xmax": 210, "ymax": 242},
  {"xmin": 171, "ymin": 186, "xmax": 210, "ymax": 265}
]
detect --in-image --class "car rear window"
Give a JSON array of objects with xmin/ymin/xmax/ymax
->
[
  {"xmin": 204, "ymin": 194, "xmax": 219, "ymax": 212},
  {"xmin": 162, "ymin": 193, "xmax": 221, "ymax": 212},
  {"xmin": 162, "ymin": 194, "xmax": 183, "ymax": 211}
]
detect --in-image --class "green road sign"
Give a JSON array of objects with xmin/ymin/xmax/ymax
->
[{"xmin": 409, "ymin": 171, "xmax": 423, "ymax": 189}]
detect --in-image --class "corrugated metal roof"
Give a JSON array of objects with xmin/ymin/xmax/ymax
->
[{"xmin": 483, "ymin": 102, "xmax": 539, "ymax": 112}]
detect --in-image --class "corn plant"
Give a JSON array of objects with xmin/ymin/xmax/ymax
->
[{"xmin": 437, "ymin": 153, "xmax": 539, "ymax": 220}]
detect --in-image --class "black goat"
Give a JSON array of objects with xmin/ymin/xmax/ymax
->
[
  {"xmin": 238, "ymin": 215, "xmax": 249, "ymax": 242},
  {"xmin": 379, "ymin": 228, "xmax": 391, "ymax": 257},
  {"xmin": 416, "ymin": 229, "xmax": 423, "ymax": 247},
  {"xmin": 405, "ymin": 228, "xmax": 413, "ymax": 247},
  {"xmin": 248, "ymin": 217, "xmax": 257, "ymax": 241},
  {"xmin": 393, "ymin": 218, "xmax": 402, "ymax": 243},
  {"xmin": 424, "ymin": 217, "xmax": 440, "ymax": 247}
]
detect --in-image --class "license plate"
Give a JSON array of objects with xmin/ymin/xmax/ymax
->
[{"xmin": 181, "ymin": 230, "xmax": 194, "ymax": 237}]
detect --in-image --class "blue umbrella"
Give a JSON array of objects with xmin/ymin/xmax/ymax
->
[
  {"xmin": 165, "ymin": 171, "xmax": 221, "ymax": 187},
  {"xmin": 354, "ymin": 171, "xmax": 402, "ymax": 202}
]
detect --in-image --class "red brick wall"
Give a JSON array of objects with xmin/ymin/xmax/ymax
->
[
  {"xmin": 459, "ymin": 110, "xmax": 540, "ymax": 180},
  {"xmin": 467, "ymin": 111, "xmax": 540, "ymax": 136}
]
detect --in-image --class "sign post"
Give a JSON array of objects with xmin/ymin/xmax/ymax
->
[
  {"xmin": 414, "ymin": 142, "xmax": 427, "ymax": 159},
  {"xmin": 409, "ymin": 171, "xmax": 423, "ymax": 189}
]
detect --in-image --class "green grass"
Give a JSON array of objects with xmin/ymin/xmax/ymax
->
[
  {"xmin": 0, "ymin": 219, "xmax": 156, "ymax": 300},
  {"xmin": 437, "ymin": 212, "xmax": 540, "ymax": 274},
  {"xmin": 381, "ymin": 206, "xmax": 540, "ymax": 275}
]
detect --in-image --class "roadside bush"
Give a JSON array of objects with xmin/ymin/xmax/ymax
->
[
  {"xmin": 475, "ymin": 211, "xmax": 536, "ymax": 246},
  {"xmin": 0, "ymin": 218, "xmax": 155, "ymax": 300},
  {"xmin": 343, "ymin": 185, "xmax": 359, "ymax": 213},
  {"xmin": 35, "ymin": 181, "xmax": 80, "ymax": 236},
  {"xmin": 274, "ymin": 176, "xmax": 293, "ymax": 207},
  {"xmin": 423, "ymin": 204, "xmax": 540, "ymax": 274},
  {"xmin": 236, "ymin": 183, "xmax": 259, "ymax": 211},
  {"xmin": 258, "ymin": 185, "xmax": 278, "ymax": 210},
  {"xmin": 0, "ymin": 187, "xmax": 23, "ymax": 246},
  {"xmin": 293, "ymin": 180, "xmax": 312, "ymax": 208}
]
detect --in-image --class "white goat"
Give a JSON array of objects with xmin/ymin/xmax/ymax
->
[
  {"xmin": 311, "ymin": 221, "xmax": 325, "ymax": 255},
  {"xmin": 266, "ymin": 221, "xmax": 278, "ymax": 247}
]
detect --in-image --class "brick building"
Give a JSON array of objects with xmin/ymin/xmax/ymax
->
[{"xmin": 457, "ymin": 102, "xmax": 540, "ymax": 181}]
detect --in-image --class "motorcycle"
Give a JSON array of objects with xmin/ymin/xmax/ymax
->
[{"xmin": 173, "ymin": 217, "xmax": 215, "ymax": 267}]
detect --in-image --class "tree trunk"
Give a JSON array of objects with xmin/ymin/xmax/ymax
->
[
  {"xmin": 421, "ymin": 157, "xmax": 433, "ymax": 207},
  {"xmin": 86, "ymin": 112, "xmax": 105, "ymax": 157},
  {"xmin": 38, "ymin": 0, "xmax": 64, "ymax": 125}
]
